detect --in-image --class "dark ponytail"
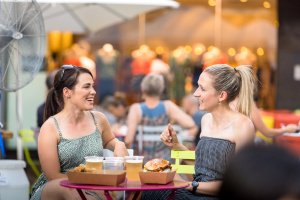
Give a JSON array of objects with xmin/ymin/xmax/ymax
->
[{"xmin": 43, "ymin": 87, "xmax": 62, "ymax": 122}]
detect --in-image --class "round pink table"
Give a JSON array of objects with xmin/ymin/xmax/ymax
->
[{"xmin": 60, "ymin": 179, "xmax": 189, "ymax": 200}]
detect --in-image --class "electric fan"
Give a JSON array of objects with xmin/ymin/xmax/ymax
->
[
  {"xmin": 0, "ymin": 0, "xmax": 46, "ymax": 92},
  {"xmin": 0, "ymin": 0, "xmax": 46, "ymax": 159}
]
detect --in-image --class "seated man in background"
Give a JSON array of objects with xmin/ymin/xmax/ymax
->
[{"xmin": 101, "ymin": 94, "xmax": 128, "ymax": 136}]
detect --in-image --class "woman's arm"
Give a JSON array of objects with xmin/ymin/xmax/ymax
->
[
  {"xmin": 252, "ymin": 104, "xmax": 299, "ymax": 137},
  {"xmin": 124, "ymin": 104, "xmax": 141, "ymax": 149},
  {"xmin": 38, "ymin": 119, "xmax": 66, "ymax": 181},
  {"xmin": 175, "ymin": 173, "xmax": 222, "ymax": 195},
  {"xmin": 94, "ymin": 112, "xmax": 129, "ymax": 157},
  {"xmin": 185, "ymin": 180, "xmax": 222, "ymax": 196}
]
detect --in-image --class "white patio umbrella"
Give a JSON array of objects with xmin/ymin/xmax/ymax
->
[{"xmin": 37, "ymin": 0, "xmax": 180, "ymax": 34}]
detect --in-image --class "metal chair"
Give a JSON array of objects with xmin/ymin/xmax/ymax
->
[
  {"xmin": 136, "ymin": 125, "xmax": 184, "ymax": 156},
  {"xmin": 171, "ymin": 150, "xmax": 195, "ymax": 174}
]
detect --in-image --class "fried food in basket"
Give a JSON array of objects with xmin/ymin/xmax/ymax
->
[{"xmin": 73, "ymin": 164, "xmax": 97, "ymax": 173}]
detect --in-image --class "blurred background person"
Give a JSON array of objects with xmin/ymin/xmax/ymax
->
[
  {"xmin": 219, "ymin": 144, "xmax": 300, "ymax": 200},
  {"xmin": 95, "ymin": 43, "xmax": 119, "ymax": 104},
  {"xmin": 101, "ymin": 93, "xmax": 128, "ymax": 137},
  {"xmin": 182, "ymin": 93, "xmax": 208, "ymax": 148},
  {"xmin": 150, "ymin": 54, "xmax": 171, "ymax": 100},
  {"xmin": 130, "ymin": 45, "xmax": 155, "ymax": 103},
  {"xmin": 125, "ymin": 73, "xmax": 197, "ymax": 162},
  {"xmin": 77, "ymin": 40, "xmax": 96, "ymax": 81},
  {"xmin": 230, "ymin": 65, "xmax": 299, "ymax": 143},
  {"xmin": 251, "ymin": 103, "xmax": 299, "ymax": 140},
  {"xmin": 37, "ymin": 69, "xmax": 59, "ymax": 128}
]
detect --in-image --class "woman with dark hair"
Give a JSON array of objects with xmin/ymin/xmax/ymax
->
[{"xmin": 31, "ymin": 65, "xmax": 128, "ymax": 200}]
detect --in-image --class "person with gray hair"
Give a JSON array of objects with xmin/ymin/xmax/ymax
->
[{"xmin": 125, "ymin": 73, "xmax": 197, "ymax": 162}]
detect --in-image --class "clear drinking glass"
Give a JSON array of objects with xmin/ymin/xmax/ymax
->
[
  {"xmin": 103, "ymin": 159, "xmax": 124, "ymax": 171},
  {"xmin": 125, "ymin": 156, "xmax": 144, "ymax": 181},
  {"xmin": 84, "ymin": 156, "xmax": 104, "ymax": 170}
]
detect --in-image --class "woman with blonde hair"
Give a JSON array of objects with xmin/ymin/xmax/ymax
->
[{"xmin": 143, "ymin": 64, "xmax": 256, "ymax": 199}]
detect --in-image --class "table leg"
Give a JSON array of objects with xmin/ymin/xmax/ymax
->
[
  {"xmin": 76, "ymin": 189, "xmax": 87, "ymax": 200},
  {"xmin": 104, "ymin": 190, "xmax": 113, "ymax": 200},
  {"xmin": 132, "ymin": 191, "xmax": 140, "ymax": 200},
  {"xmin": 167, "ymin": 189, "xmax": 177, "ymax": 200}
]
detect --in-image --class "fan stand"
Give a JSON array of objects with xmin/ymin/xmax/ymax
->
[{"xmin": 17, "ymin": 90, "xmax": 23, "ymax": 160}]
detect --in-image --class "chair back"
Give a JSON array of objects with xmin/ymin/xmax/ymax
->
[
  {"xmin": 171, "ymin": 150, "xmax": 195, "ymax": 174},
  {"xmin": 103, "ymin": 149, "xmax": 134, "ymax": 157},
  {"xmin": 136, "ymin": 125, "xmax": 183, "ymax": 156}
]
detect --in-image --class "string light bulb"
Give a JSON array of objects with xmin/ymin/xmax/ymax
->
[
  {"xmin": 194, "ymin": 44, "xmax": 206, "ymax": 55},
  {"xmin": 156, "ymin": 46, "xmax": 164, "ymax": 55},
  {"xmin": 257, "ymin": 47, "xmax": 264, "ymax": 56},
  {"xmin": 184, "ymin": 45, "xmax": 192, "ymax": 53},
  {"xmin": 263, "ymin": 1, "xmax": 271, "ymax": 8},
  {"xmin": 241, "ymin": 46, "xmax": 248, "ymax": 54},
  {"xmin": 228, "ymin": 48, "xmax": 236, "ymax": 56},
  {"xmin": 208, "ymin": 0, "xmax": 216, "ymax": 7}
]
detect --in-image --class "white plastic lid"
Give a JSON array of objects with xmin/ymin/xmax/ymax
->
[{"xmin": 0, "ymin": 160, "xmax": 26, "ymax": 169}]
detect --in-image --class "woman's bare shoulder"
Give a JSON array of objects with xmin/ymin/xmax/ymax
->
[
  {"xmin": 163, "ymin": 100, "xmax": 176, "ymax": 107},
  {"xmin": 128, "ymin": 103, "xmax": 141, "ymax": 113},
  {"xmin": 236, "ymin": 113, "xmax": 253, "ymax": 126},
  {"xmin": 90, "ymin": 110, "xmax": 106, "ymax": 119},
  {"xmin": 201, "ymin": 112, "xmax": 212, "ymax": 122},
  {"xmin": 234, "ymin": 113, "xmax": 255, "ymax": 137},
  {"xmin": 39, "ymin": 117, "xmax": 59, "ymax": 139}
]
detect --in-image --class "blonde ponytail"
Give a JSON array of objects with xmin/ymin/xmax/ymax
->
[{"xmin": 204, "ymin": 64, "xmax": 256, "ymax": 118}]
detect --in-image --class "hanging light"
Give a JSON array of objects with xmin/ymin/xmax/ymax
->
[
  {"xmin": 228, "ymin": 48, "xmax": 236, "ymax": 56},
  {"xmin": 156, "ymin": 46, "xmax": 164, "ymax": 55},
  {"xmin": 61, "ymin": 32, "xmax": 73, "ymax": 50},
  {"xmin": 208, "ymin": 46, "xmax": 215, "ymax": 52},
  {"xmin": 257, "ymin": 47, "xmax": 264, "ymax": 56},
  {"xmin": 139, "ymin": 45, "xmax": 149, "ymax": 54},
  {"xmin": 241, "ymin": 46, "xmax": 248, "ymax": 54},
  {"xmin": 194, "ymin": 43, "xmax": 206, "ymax": 55},
  {"xmin": 173, "ymin": 48, "xmax": 181, "ymax": 58},
  {"xmin": 208, "ymin": 0, "xmax": 216, "ymax": 7},
  {"xmin": 240, "ymin": 0, "xmax": 247, "ymax": 2},
  {"xmin": 263, "ymin": 1, "xmax": 271, "ymax": 8},
  {"xmin": 184, "ymin": 45, "xmax": 192, "ymax": 53}
]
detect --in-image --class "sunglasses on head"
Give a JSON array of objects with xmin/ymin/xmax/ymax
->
[{"xmin": 59, "ymin": 65, "xmax": 75, "ymax": 83}]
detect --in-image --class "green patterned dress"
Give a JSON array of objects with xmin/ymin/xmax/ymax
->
[{"xmin": 30, "ymin": 111, "xmax": 103, "ymax": 200}]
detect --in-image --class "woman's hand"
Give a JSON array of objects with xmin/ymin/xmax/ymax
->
[
  {"xmin": 113, "ymin": 140, "xmax": 129, "ymax": 157},
  {"xmin": 284, "ymin": 124, "xmax": 300, "ymax": 133},
  {"xmin": 160, "ymin": 124, "xmax": 180, "ymax": 148}
]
